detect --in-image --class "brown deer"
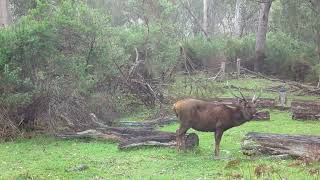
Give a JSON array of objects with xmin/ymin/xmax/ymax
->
[{"xmin": 173, "ymin": 89, "xmax": 261, "ymax": 156}]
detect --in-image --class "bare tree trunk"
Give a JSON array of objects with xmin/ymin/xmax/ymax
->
[
  {"xmin": 0, "ymin": 0, "xmax": 9, "ymax": 27},
  {"xmin": 316, "ymin": 31, "xmax": 320, "ymax": 63},
  {"xmin": 316, "ymin": 31, "xmax": 320, "ymax": 87},
  {"xmin": 254, "ymin": 0, "xmax": 272, "ymax": 72},
  {"xmin": 203, "ymin": 0, "xmax": 208, "ymax": 35},
  {"xmin": 234, "ymin": 0, "xmax": 244, "ymax": 37}
]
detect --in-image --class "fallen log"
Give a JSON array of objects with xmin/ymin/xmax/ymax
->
[
  {"xmin": 118, "ymin": 133, "xmax": 199, "ymax": 150},
  {"xmin": 241, "ymin": 132, "xmax": 320, "ymax": 161},
  {"xmin": 55, "ymin": 128, "xmax": 199, "ymax": 150},
  {"xmin": 292, "ymin": 113, "xmax": 320, "ymax": 120},
  {"xmin": 291, "ymin": 100, "xmax": 320, "ymax": 120},
  {"xmin": 118, "ymin": 117, "xmax": 178, "ymax": 128},
  {"xmin": 292, "ymin": 100, "xmax": 320, "ymax": 114}
]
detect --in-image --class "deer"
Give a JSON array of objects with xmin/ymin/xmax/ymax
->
[{"xmin": 173, "ymin": 87, "xmax": 262, "ymax": 156}]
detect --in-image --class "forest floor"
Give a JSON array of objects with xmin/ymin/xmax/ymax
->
[{"xmin": 1, "ymin": 77, "xmax": 320, "ymax": 179}]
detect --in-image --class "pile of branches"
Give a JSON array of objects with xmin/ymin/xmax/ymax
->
[
  {"xmin": 112, "ymin": 59, "xmax": 165, "ymax": 108},
  {"xmin": 0, "ymin": 89, "xmax": 101, "ymax": 138},
  {"xmin": 0, "ymin": 106, "xmax": 20, "ymax": 139}
]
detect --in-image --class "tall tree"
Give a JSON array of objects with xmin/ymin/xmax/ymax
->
[
  {"xmin": 234, "ymin": 0, "xmax": 244, "ymax": 37},
  {"xmin": 254, "ymin": 0, "xmax": 272, "ymax": 72},
  {"xmin": 0, "ymin": 0, "xmax": 9, "ymax": 27},
  {"xmin": 203, "ymin": 0, "xmax": 208, "ymax": 35}
]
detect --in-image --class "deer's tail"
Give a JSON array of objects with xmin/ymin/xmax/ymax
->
[{"xmin": 172, "ymin": 103, "xmax": 179, "ymax": 118}]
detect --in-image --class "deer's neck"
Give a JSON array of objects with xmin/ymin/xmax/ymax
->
[{"xmin": 240, "ymin": 108, "xmax": 253, "ymax": 121}]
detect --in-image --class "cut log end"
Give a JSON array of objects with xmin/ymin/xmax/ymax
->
[{"xmin": 184, "ymin": 133, "xmax": 199, "ymax": 150}]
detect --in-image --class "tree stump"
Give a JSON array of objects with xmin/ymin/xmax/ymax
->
[{"xmin": 241, "ymin": 132, "xmax": 320, "ymax": 161}]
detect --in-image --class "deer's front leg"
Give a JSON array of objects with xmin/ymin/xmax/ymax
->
[
  {"xmin": 176, "ymin": 125, "xmax": 189, "ymax": 150},
  {"xmin": 214, "ymin": 128, "xmax": 224, "ymax": 156}
]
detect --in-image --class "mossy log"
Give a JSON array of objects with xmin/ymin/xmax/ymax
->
[{"xmin": 241, "ymin": 132, "xmax": 320, "ymax": 161}]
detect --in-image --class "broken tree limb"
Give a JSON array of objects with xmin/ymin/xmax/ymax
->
[{"xmin": 241, "ymin": 132, "xmax": 320, "ymax": 161}]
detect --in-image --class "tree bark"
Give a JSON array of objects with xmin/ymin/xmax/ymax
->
[
  {"xmin": 203, "ymin": 0, "xmax": 208, "ymax": 35},
  {"xmin": 0, "ymin": 0, "xmax": 9, "ymax": 27},
  {"xmin": 234, "ymin": 0, "xmax": 245, "ymax": 37},
  {"xmin": 241, "ymin": 132, "xmax": 320, "ymax": 161},
  {"xmin": 254, "ymin": 0, "xmax": 272, "ymax": 72}
]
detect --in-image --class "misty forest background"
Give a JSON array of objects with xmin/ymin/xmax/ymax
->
[{"xmin": 0, "ymin": 0, "xmax": 320, "ymax": 137}]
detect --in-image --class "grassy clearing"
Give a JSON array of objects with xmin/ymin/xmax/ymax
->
[
  {"xmin": 1, "ymin": 110, "xmax": 320, "ymax": 179},
  {"xmin": 1, "ymin": 77, "xmax": 320, "ymax": 179}
]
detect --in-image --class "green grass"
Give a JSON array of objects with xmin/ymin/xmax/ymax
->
[
  {"xmin": 1, "ymin": 77, "xmax": 320, "ymax": 179},
  {"xmin": 1, "ymin": 110, "xmax": 320, "ymax": 179}
]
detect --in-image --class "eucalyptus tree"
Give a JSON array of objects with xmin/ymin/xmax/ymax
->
[{"xmin": 254, "ymin": 0, "xmax": 272, "ymax": 72}]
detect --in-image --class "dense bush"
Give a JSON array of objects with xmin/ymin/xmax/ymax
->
[
  {"xmin": 0, "ymin": 0, "xmax": 185, "ymax": 135},
  {"xmin": 183, "ymin": 32, "xmax": 317, "ymax": 80},
  {"xmin": 0, "ymin": 1, "xmax": 130, "ymax": 133}
]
